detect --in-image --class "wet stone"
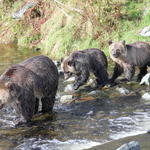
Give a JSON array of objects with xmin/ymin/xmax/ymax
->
[
  {"xmin": 87, "ymin": 91, "xmax": 97, "ymax": 95},
  {"xmin": 60, "ymin": 95, "xmax": 74, "ymax": 104},
  {"xmin": 140, "ymin": 73, "xmax": 150, "ymax": 86},
  {"xmin": 86, "ymin": 110, "xmax": 94, "ymax": 115},
  {"xmin": 64, "ymin": 84, "xmax": 74, "ymax": 92},
  {"xmin": 116, "ymin": 87, "xmax": 130, "ymax": 95},
  {"xmin": 116, "ymin": 141, "xmax": 140, "ymax": 150},
  {"xmin": 142, "ymin": 92, "xmax": 150, "ymax": 100}
]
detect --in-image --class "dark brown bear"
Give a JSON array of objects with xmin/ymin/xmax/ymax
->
[
  {"xmin": 108, "ymin": 40, "xmax": 150, "ymax": 83},
  {"xmin": 0, "ymin": 55, "xmax": 58, "ymax": 125},
  {"xmin": 61, "ymin": 48, "xmax": 108, "ymax": 90}
]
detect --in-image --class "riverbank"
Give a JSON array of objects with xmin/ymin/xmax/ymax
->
[
  {"xmin": 0, "ymin": 0, "xmax": 150, "ymax": 59},
  {"xmin": 87, "ymin": 133, "xmax": 150, "ymax": 150}
]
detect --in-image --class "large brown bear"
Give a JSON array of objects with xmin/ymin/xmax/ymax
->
[
  {"xmin": 61, "ymin": 48, "xmax": 108, "ymax": 90},
  {"xmin": 108, "ymin": 40, "xmax": 150, "ymax": 83},
  {"xmin": 0, "ymin": 55, "xmax": 58, "ymax": 125}
]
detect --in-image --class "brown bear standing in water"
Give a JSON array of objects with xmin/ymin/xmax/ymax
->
[
  {"xmin": 108, "ymin": 40, "xmax": 150, "ymax": 83},
  {"xmin": 61, "ymin": 48, "xmax": 108, "ymax": 90},
  {"xmin": 0, "ymin": 55, "xmax": 58, "ymax": 125}
]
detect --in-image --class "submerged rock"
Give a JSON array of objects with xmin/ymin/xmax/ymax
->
[
  {"xmin": 140, "ymin": 73, "xmax": 150, "ymax": 86},
  {"xmin": 60, "ymin": 95, "xmax": 74, "ymax": 103},
  {"xmin": 142, "ymin": 92, "xmax": 150, "ymax": 100},
  {"xmin": 87, "ymin": 91, "xmax": 97, "ymax": 95},
  {"xmin": 64, "ymin": 84, "xmax": 74, "ymax": 92},
  {"xmin": 139, "ymin": 26, "xmax": 150, "ymax": 37},
  {"xmin": 116, "ymin": 141, "xmax": 140, "ymax": 150},
  {"xmin": 116, "ymin": 87, "xmax": 130, "ymax": 95}
]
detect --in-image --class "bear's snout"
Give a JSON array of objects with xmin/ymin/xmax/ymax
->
[{"xmin": 112, "ymin": 51, "xmax": 120, "ymax": 58}]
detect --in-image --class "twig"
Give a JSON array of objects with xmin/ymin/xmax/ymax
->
[{"xmin": 53, "ymin": 0, "xmax": 83, "ymax": 15}]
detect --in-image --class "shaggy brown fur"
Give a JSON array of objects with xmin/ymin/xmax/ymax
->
[
  {"xmin": 61, "ymin": 48, "xmax": 108, "ymax": 90},
  {"xmin": 0, "ymin": 55, "xmax": 58, "ymax": 125},
  {"xmin": 108, "ymin": 40, "xmax": 150, "ymax": 83}
]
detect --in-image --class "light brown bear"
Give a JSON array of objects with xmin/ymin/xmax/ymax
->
[
  {"xmin": 0, "ymin": 55, "xmax": 58, "ymax": 125},
  {"xmin": 108, "ymin": 40, "xmax": 150, "ymax": 83}
]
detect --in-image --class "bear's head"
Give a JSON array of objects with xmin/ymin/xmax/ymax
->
[
  {"xmin": 61, "ymin": 56, "xmax": 76, "ymax": 80},
  {"xmin": 0, "ymin": 81, "xmax": 20, "ymax": 109},
  {"xmin": 108, "ymin": 40, "xmax": 127, "ymax": 61}
]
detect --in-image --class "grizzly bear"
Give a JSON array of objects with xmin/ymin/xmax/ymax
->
[
  {"xmin": 0, "ymin": 55, "xmax": 58, "ymax": 125},
  {"xmin": 61, "ymin": 48, "xmax": 108, "ymax": 90},
  {"xmin": 108, "ymin": 40, "xmax": 150, "ymax": 83}
]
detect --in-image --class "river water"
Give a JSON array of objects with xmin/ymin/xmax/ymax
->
[{"xmin": 0, "ymin": 44, "xmax": 150, "ymax": 150}]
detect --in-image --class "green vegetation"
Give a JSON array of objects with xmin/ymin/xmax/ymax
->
[{"xmin": 0, "ymin": 0, "xmax": 150, "ymax": 58}]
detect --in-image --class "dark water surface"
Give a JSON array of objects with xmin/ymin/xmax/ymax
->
[{"xmin": 0, "ymin": 44, "xmax": 150, "ymax": 150}]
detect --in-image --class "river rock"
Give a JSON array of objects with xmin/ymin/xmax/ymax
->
[
  {"xmin": 139, "ymin": 25, "xmax": 150, "ymax": 37},
  {"xmin": 60, "ymin": 95, "xmax": 74, "ymax": 103},
  {"xmin": 87, "ymin": 91, "xmax": 97, "ymax": 95},
  {"xmin": 116, "ymin": 141, "xmax": 140, "ymax": 150},
  {"xmin": 12, "ymin": 2, "xmax": 37, "ymax": 19},
  {"xmin": 64, "ymin": 84, "xmax": 75, "ymax": 92},
  {"xmin": 116, "ymin": 87, "xmax": 130, "ymax": 95},
  {"xmin": 64, "ymin": 77, "xmax": 76, "ymax": 82},
  {"xmin": 140, "ymin": 73, "xmax": 150, "ymax": 86},
  {"xmin": 142, "ymin": 92, "xmax": 150, "ymax": 100}
]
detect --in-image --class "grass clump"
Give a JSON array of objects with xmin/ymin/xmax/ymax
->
[{"xmin": 0, "ymin": 0, "xmax": 150, "ymax": 59}]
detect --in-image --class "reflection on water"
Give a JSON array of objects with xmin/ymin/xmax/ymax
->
[
  {"xmin": 0, "ymin": 44, "xmax": 40, "ymax": 74},
  {"xmin": 0, "ymin": 44, "xmax": 150, "ymax": 150}
]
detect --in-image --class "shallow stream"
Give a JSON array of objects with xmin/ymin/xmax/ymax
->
[{"xmin": 0, "ymin": 44, "xmax": 150, "ymax": 150}]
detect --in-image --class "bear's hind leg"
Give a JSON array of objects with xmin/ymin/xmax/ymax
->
[
  {"xmin": 94, "ymin": 65, "xmax": 108, "ymax": 88},
  {"xmin": 34, "ymin": 98, "xmax": 39, "ymax": 114},
  {"xmin": 137, "ymin": 65, "xmax": 147, "ymax": 82},
  {"xmin": 41, "ymin": 96, "xmax": 55, "ymax": 113}
]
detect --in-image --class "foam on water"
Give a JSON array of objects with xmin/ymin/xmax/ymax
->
[
  {"xmin": 109, "ymin": 111, "xmax": 150, "ymax": 140},
  {"xmin": 0, "ymin": 105, "xmax": 17, "ymax": 128},
  {"xmin": 15, "ymin": 138, "xmax": 101, "ymax": 150}
]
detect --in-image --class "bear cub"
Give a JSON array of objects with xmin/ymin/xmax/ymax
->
[
  {"xmin": 108, "ymin": 40, "xmax": 150, "ymax": 83},
  {"xmin": 61, "ymin": 48, "xmax": 108, "ymax": 90},
  {"xmin": 0, "ymin": 55, "xmax": 58, "ymax": 125}
]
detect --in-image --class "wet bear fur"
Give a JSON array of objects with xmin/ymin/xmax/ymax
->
[
  {"xmin": 108, "ymin": 40, "xmax": 150, "ymax": 83},
  {"xmin": 0, "ymin": 55, "xmax": 58, "ymax": 125},
  {"xmin": 61, "ymin": 48, "xmax": 108, "ymax": 90}
]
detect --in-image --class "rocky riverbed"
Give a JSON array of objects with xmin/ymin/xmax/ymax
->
[{"xmin": 0, "ymin": 44, "xmax": 150, "ymax": 150}]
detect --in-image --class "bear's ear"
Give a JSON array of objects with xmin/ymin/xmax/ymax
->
[
  {"xmin": 5, "ymin": 82, "xmax": 15, "ymax": 91},
  {"xmin": 121, "ymin": 40, "xmax": 126, "ymax": 45},
  {"xmin": 108, "ymin": 40, "xmax": 113, "ymax": 45}
]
